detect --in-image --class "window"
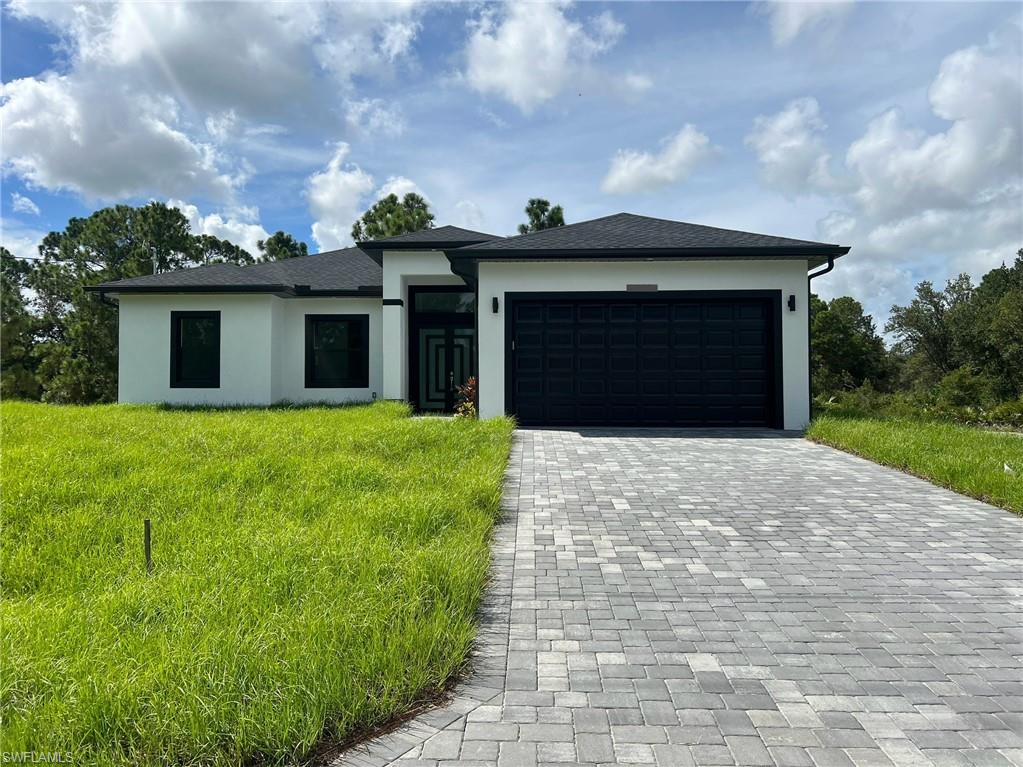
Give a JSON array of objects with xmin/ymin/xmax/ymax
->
[
  {"xmin": 413, "ymin": 291, "xmax": 475, "ymax": 314},
  {"xmin": 170, "ymin": 311, "xmax": 220, "ymax": 388},
  {"xmin": 305, "ymin": 314, "xmax": 369, "ymax": 388}
]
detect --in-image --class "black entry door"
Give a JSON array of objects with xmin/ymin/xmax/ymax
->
[
  {"xmin": 410, "ymin": 287, "xmax": 476, "ymax": 413},
  {"xmin": 416, "ymin": 327, "xmax": 475, "ymax": 411},
  {"xmin": 508, "ymin": 293, "xmax": 780, "ymax": 428}
]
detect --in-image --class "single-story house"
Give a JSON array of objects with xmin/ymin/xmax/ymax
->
[{"xmin": 90, "ymin": 213, "xmax": 849, "ymax": 429}]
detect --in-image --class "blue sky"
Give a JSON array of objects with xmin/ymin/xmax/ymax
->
[{"xmin": 2, "ymin": 1, "xmax": 1020, "ymax": 326}]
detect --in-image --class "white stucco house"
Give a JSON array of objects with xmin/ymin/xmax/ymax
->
[{"xmin": 90, "ymin": 213, "xmax": 849, "ymax": 429}]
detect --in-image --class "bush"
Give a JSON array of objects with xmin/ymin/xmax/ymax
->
[
  {"xmin": 935, "ymin": 366, "xmax": 998, "ymax": 408},
  {"xmin": 815, "ymin": 384, "xmax": 1023, "ymax": 430}
]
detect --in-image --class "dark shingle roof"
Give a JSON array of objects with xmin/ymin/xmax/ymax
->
[
  {"xmin": 89, "ymin": 214, "xmax": 849, "ymax": 296},
  {"xmin": 358, "ymin": 225, "xmax": 500, "ymax": 248},
  {"xmin": 458, "ymin": 213, "xmax": 844, "ymax": 253},
  {"xmin": 89, "ymin": 247, "xmax": 382, "ymax": 295}
]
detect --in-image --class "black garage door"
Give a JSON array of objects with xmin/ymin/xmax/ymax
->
[{"xmin": 507, "ymin": 292, "xmax": 781, "ymax": 428}]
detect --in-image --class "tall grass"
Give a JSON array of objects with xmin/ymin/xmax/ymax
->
[
  {"xmin": 807, "ymin": 414, "xmax": 1022, "ymax": 514},
  {"xmin": 1, "ymin": 401, "xmax": 513, "ymax": 765}
]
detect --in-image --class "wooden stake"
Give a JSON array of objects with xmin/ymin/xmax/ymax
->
[{"xmin": 144, "ymin": 518, "xmax": 153, "ymax": 573}]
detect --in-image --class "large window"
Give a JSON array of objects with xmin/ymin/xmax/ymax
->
[
  {"xmin": 305, "ymin": 314, "xmax": 369, "ymax": 388},
  {"xmin": 170, "ymin": 311, "xmax": 220, "ymax": 388}
]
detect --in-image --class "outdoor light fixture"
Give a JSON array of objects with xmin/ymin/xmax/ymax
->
[
  {"xmin": 492, "ymin": 297, "xmax": 499, "ymax": 313},
  {"xmin": 788, "ymin": 294, "xmax": 796, "ymax": 311}
]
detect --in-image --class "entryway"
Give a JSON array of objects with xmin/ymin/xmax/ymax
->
[{"xmin": 409, "ymin": 286, "xmax": 476, "ymax": 413}]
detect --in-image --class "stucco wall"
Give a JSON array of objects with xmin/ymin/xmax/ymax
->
[
  {"xmin": 118, "ymin": 294, "xmax": 276, "ymax": 405},
  {"xmin": 275, "ymin": 297, "xmax": 382, "ymax": 403},
  {"xmin": 117, "ymin": 294, "xmax": 381, "ymax": 406},
  {"xmin": 476, "ymin": 259, "xmax": 812, "ymax": 429}
]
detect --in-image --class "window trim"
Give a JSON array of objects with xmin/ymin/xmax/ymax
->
[
  {"xmin": 304, "ymin": 314, "xmax": 370, "ymax": 389},
  {"xmin": 170, "ymin": 310, "xmax": 221, "ymax": 388}
]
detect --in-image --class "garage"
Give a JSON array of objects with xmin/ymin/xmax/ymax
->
[{"xmin": 506, "ymin": 292, "xmax": 782, "ymax": 428}]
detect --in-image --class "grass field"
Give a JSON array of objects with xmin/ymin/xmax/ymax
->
[
  {"xmin": 807, "ymin": 415, "xmax": 1023, "ymax": 515},
  {"xmin": 1, "ymin": 401, "xmax": 513, "ymax": 765}
]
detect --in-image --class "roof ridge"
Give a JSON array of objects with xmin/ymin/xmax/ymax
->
[
  {"xmin": 617, "ymin": 213, "xmax": 836, "ymax": 246},
  {"xmin": 479, "ymin": 212, "xmax": 630, "ymax": 246}
]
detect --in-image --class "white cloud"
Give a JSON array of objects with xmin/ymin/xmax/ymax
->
[
  {"xmin": 746, "ymin": 97, "xmax": 841, "ymax": 196},
  {"xmin": 167, "ymin": 199, "xmax": 271, "ymax": 257},
  {"xmin": 756, "ymin": 0, "xmax": 854, "ymax": 47},
  {"xmin": 345, "ymin": 98, "xmax": 406, "ymax": 138},
  {"xmin": 601, "ymin": 125, "xmax": 717, "ymax": 195},
  {"xmin": 1, "ymin": 1, "xmax": 424, "ymax": 201},
  {"xmin": 376, "ymin": 176, "xmax": 428, "ymax": 202},
  {"xmin": 0, "ymin": 218, "xmax": 46, "ymax": 262},
  {"xmin": 753, "ymin": 30, "xmax": 1023, "ymax": 327},
  {"xmin": 464, "ymin": 2, "xmax": 624, "ymax": 113},
  {"xmin": 8, "ymin": 1, "xmax": 423, "ymax": 122},
  {"xmin": 307, "ymin": 143, "xmax": 377, "ymax": 251},
  {"xmin": 1, "ymin": 73, "xmax": 240, "ymax": 201},
  {"xmin": 453, "ymin": 200, "xmax": 485, "ymax": 230},
  {"xmin": 846, "ymin": 37, "xmax": 1021, "ymax": 219},
  {"xmin": 306, "ymin": 153, "xmax": 432, "ymax": 251},
  {"xmin": 621, "ymin": 73, "xmax": 654, "ymax": 94},
  {"xmin": 205, "ymin": 111, "xmax": 240, "ymax": 143},
  {"xmin": 10, "ymin": 193, "xmax": 40, "ymax": 216}
]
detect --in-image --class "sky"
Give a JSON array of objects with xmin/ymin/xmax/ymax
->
[{"xmin": 1, "ymin": 0, "xmax": 1021, "ymax": 328}]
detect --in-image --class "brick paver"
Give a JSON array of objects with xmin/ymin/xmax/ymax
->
[{"xmin": 334, "ymin": 429, "xmax": 1023, "ymax": 767}]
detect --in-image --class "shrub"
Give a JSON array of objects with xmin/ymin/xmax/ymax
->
[
  {"xmin": 815, "ymin": 384, "xmax": 1023, "ymax": 430},
  {"xmin": 935, "ymin": 366, "xmax": 998, "ymax": 408},
  {"xmin": 454, "ymin": 376, "xmax": 478, "ymax": 419}
]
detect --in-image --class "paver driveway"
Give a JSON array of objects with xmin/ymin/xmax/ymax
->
[{"xmin": 336, "ymin": 429, "xmax": 1023, "ymax": 767}]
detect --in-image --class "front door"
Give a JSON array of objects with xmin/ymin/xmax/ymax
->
[{"xmin": 409, "ymin": 287, "xmax": 476, "ymax": 413}]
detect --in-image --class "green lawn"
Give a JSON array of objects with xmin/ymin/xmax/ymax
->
[
  {"xmin": 807, "ymin": 415, "xmax": 1023, "ymax": 515},
  {"xmin": 1, "ymin": 401, "xmax": 513, "ymax": 766}
]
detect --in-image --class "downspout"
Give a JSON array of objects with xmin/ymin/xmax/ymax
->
[{"xmin": 806, "ymin": 256, "xmax": 835, "ymax": 424}]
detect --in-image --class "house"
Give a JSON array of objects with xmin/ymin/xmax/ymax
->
[{"xmin": 89, "ymin": 213, "xmax": 849, "ymax": 429}]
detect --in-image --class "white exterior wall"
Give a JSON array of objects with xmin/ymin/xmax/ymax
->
[
  {"xmin": 116, "ymin": 257, "xmax": 812, "ymax": 428},
  {"xmin": 476, "ymin": 259, "xmax": 812, "ymax": 429},
  {"xmin": 275, "ymin": 297, "xmax": 382, "ymax": 403},
  {"xmin": 117, "ymin": 293, "xmax": 381, "ymax": 406},
  {"xmin": 381, "ymin": 250, "xmax": 465, "ymax": 401}
]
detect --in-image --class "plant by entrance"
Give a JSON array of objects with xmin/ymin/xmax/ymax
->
[{"xmin": 455, "ymin": 376, "xmax": 478, "ymax": 419}]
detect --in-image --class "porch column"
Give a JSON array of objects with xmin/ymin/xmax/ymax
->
[{"xmin": 382, "ymin": 298, "xmax": 405, "ymax": 401}]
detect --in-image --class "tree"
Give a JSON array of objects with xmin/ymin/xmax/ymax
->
[
  {"xmin": 257, "ymin": 231, "xmax": 308, "ymax": 261},
  {"xmin": 351, "ymin": 193, "xmax": 434, "ymax": 241},
  {"xmin": 958, "ymin": 250, "xmax": 1023, "ymax": 398},
  {"xmin": 1, "ymin": 247, "xmax": 40, "ymax": 399},
  {"xmin": 28, "ymin": 203, "xmax": 201, "ymax": 403},
  {"xmin": 195, "ymin": 234, "xmax": 254, "ymax": 266},
  {"xmin": 810, "ymin": 293, "xmax": 890, "ymax": 394},
  {"xmin": 517, "ymin": 198, "xmax": 565, "ymax": 234},
  {"xmin": 885, "ymin": 275, "xmax": 974, "ymax": 384}
]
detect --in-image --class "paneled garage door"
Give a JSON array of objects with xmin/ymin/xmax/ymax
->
[{"xmin": 507, "ymin": 292, "xmax": 781, "ymax": 428}]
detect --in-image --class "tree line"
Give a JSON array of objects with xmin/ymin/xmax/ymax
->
[
  {"xmin": 1, "ymin": 196, "xmax": 566, "ymax": 403},
  {"xmin": 811, "ymin": 250, "xmax": 1023, "ymax": 422}
]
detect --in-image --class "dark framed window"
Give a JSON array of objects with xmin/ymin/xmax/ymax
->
[
  {"xmin": 170, "ymin": 311, "xmax": 221, "ymax": 388},
  {"xmin": 413, "ymin": 291, "xmax": 475, "ymax": 314},
  {"xmin": 305, "ymin": 314, "xmax": 369, "ymax": 388}
]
